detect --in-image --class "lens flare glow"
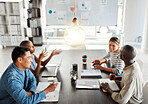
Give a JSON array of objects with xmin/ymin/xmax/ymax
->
[{"xmin": 64, "ymin": 24, "xmax": 86, "ymax": 46}]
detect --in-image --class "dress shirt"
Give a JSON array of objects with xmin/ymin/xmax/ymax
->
[{"xmin": 0, "ymin": 63, "xmax": 46, "ymax": 104}]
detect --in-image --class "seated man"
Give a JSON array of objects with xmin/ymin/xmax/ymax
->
[
  {"xmin": 0, "ymin": 46, "xmax": 58, "ymax": 104},
  {"xmin": 101, "ymin": 45, "xmax": 143, "ymax": 104}
]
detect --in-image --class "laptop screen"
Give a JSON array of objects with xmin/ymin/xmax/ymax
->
[{"xmin": 41, "ymin": 56, "xmax": 63, "ymax": 77}]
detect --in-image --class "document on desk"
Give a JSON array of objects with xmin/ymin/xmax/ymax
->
[
  {"xmin": 36, "ymin": 82, "xmax": 61, "ymax": 102},
  {"xmin": 98, "ymin": 79, "xmax": 119, "ymax": 91},
  {"xmin": 76, "ymin": 79, "xmax": 100, "ymax": 89},
  {"xmin": 81, "ymin": 69, "xmax": 102, "ymax": 77}
]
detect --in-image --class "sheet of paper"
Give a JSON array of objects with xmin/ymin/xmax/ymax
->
[
  {"xmin": 57, "ymin": 11, "xmax": 67, "ymax": 24},
  {"xmin": 57, "ymin": 0, "xmax": 70, "ymax": 4},
  {"xmin": 48, "ymin": 77, "xmax": 55, "ymax": 81},
  {"xmin": 98, "ymin": 79, "xmax": 119, "ymax": 91},
  {"xmin": 78, "ymin": 0, "xmax": 91, "ymax": 11},
  {"xmin": 81, "ymin": 12, "xmax": 89, "ymax": 20},
  {"xmin": 36, "ymin": 82, "xmax": 61, "ymax": 102},
  {"xmin": 76, "ymin": 79, "xmax": 100, "ymax": 89}
]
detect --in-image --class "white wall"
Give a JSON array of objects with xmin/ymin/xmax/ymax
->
[
  {"xmin": 141, "ymin": 0, "xmax": 148, "ymax": 53},
  {"xmin": 123, "ymin": 0, "xmax": 146, "ymax": 42}
]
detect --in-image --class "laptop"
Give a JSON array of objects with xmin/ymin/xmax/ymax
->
[
  {"xmin": 81, "ymin": 69, "xmax": 102, "ymax": 77},
  {"xmin": 41, "ymin": 57, "xmax": 63, "ymax": 77},
  {"xmin": 81, "ymin": 63, "xmax": 102, "ymax": 77}
]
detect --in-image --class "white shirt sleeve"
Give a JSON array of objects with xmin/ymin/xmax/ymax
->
[{"xmin": 111, "ymin": 76, "xmax": 136, "ymax": 104}]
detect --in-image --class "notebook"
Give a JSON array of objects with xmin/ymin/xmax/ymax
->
[
  {"xmin": 76, "ymin": 79, "xmax": 100, "ymax": 89},
  {"xmin": 36, "ymin": 82, "xmax": 61, "ymax": 102},
  {"xmin": 98, "ymin": 79, "xmax": 120, "ymax": 91},
  {"xmin": 81, "ymin": 69, "xmax": 102, "ymax": 77},
  {"xmin": 41, "ymin": 57, "xmax": 63, "ymax": 77}
]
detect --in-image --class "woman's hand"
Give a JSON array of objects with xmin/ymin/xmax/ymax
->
[
  {"xmin": 51, "ymin": 49, "xmax": 62, "ymax": 56},
  {"xmin": 38, "ymin": 49, "xmax": 48, "ymax": 62},
  {"xmin": 94, "ymin": 64, "xmax": 103, "ymax": 70},
  {"xmin": 92, "ymin": 60, "xmax": 100, "ymax": 64}
]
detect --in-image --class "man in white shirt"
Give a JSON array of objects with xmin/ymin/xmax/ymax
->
[{"xmin": 101, "ymin": 45, "xmax": 143, "ymax": 104}]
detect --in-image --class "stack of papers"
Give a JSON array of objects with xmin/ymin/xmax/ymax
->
[
  {"xmin": 98, "ymin": 79, "xmax": 119, "ymax": 91},
  {"xmin": 81, "ymin": 69, "xmax": 102, "ymax": 77},
  {"xmin": 36, "ymin": 82, "xmax": 61, "ymax": 102},
  {"xmin": 76, "ymin": 79, "xmax": 100, "ymax": 89}
]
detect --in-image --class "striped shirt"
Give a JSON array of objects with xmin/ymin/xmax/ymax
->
[{"xmin": 104, "ymin": 51, "xmax": 124, "ymax": 75}]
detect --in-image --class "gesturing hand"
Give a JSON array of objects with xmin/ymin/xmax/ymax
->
[
  {"xmin": 38, "ymin": 49, "xmax": 48, "ymax": 61},
  {"xmin": 51, "ymin": 49, "xmax": 62, "ymax": 56}
]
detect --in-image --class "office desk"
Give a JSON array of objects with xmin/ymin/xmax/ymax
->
[{"xmin": 39, "ymin": 50, "xmax": 118, "ymax": 104}]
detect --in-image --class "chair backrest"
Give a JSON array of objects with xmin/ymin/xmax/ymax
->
[{"xmin": 143, "ymin": 82, "xmax": 148, "ymax": 104}]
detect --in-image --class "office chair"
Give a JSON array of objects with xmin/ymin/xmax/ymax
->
[{"xmin": 143, "ymin": 82, "xmax": 148, "ymax": 104}]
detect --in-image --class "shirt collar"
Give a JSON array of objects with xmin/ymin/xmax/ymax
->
[
  {"xmin": 12, "ymin": 63, "xmax": 25, "ymax": 76},
  {"xmin": 124, "ymin": 61, "xmax": 135, "ymax": 70}
]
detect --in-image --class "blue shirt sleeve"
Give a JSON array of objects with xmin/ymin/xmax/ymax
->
[{"xmin": 4, "ymin": 74, "xmax": 46, "ymax": 104}]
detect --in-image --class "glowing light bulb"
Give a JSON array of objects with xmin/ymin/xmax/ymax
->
[{"xmin": 64, "ymin": 18, "xmax": 86, "ymax": 46}]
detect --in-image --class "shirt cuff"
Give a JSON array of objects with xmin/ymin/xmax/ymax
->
[
  {"xmin": 40, "ymin": 90, "xmax": 46, "ymax": 100},
  {"xmin": 112, "ymin": 68, "xmax": 120, "ymax": 75},
  {"xmin": 111, "ymin": 92, "xmax": 118, "ymax": 101},
  {"xmin": 29, "ymin": 87, "xmax": 36, "ymax": 94}
]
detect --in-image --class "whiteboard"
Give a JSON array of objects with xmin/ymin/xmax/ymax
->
[{"xmin": 46, "ymin": 0, "xmax": 118, "ymax": 26}]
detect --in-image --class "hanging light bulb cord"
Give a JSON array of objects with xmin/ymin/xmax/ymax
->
[
  {"xmin": 37, "ymin": 0, "xmax": 39, "ymax": 8},
  {"xmin": 74, "ymin": 0, "xmax": 76, "ymax": 18},
  {"xmin": 73, "ymin": 0, "xmax": 78, "ymax": 24}
]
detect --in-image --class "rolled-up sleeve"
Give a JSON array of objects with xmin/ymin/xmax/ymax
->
[
  {"xmin": 112, "ymin": 57, "xmax": 124, "ymax": 76},
  {"xmin": 104, "ymin": 52, "xmax": 110, "ymax": 62},
  {"xmin": 5, "ymin": 76, "xmax": 46, "ymax": 104},
  {"xmin": 112, "ymin": 63, "xmax": 124, "ymax": 76},
  {"xmin": 111, "ymin": 77, "xmax": 135, "ymax": 104}
]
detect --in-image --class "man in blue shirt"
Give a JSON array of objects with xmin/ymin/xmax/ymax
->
[{"xmin": 0, "ymin": 46, "xmax": 58, "ymax": 104}]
